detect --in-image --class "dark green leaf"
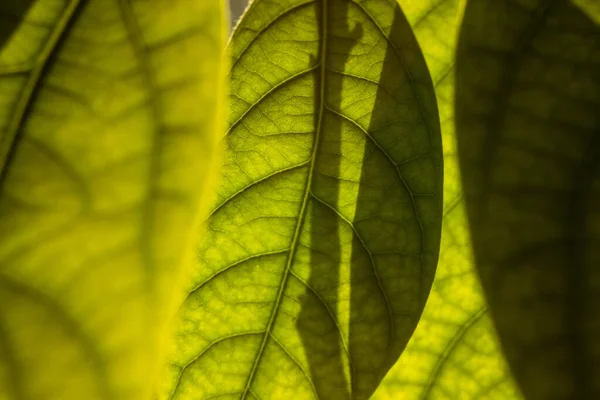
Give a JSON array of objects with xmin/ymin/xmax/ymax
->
[{"xmin": 456, "ymin": 0, "xmax": 600, "ymax": 398}]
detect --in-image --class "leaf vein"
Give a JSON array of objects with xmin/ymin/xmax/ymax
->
[
  {"xmin": 421, "ymin": 307, "xmax": 488, "ymax": 400},
  {"xmin": 208, "ymin": 160, "xmax": 311, "ymax": 219},
  {"xmin": 240, "ymin": 1, "xmax": 329, "ymax": 397},
  {"xmin": 309, "ymin": 193, "xmax": 394, "ymax": 346},
  {"xmin": 188, "ymin": 249, "xmax": 290, "ymax": 298},
  {"xmin": 269, "ymin": 333, "xmax": 320, "ymax": 399},
  {"xmin": 0, "ymin": 0, "xmax": 83, "ymax": 183},
  {"xmin": 289, "ymin": 270, "xmax": 355, "ymax": 386},
  {"xmin": 231, "ymin": 0, "xmax": 318, "ymax": 70},
  {"xmin": 350, "ymin": 0, "xmax": 435, "ymax": 157},
  {"xmin": 324, "ymin": 106, "xmax": 426, "ymax": 260},
  {"xmin": 226, "ymin": 66, "xmax": 319, "ymax": 137},
  {"xmin": 0, "ymin": 274, "xmax": 112, "ymax": 399},
  {"xmin": 167, "ymin": 331, "xmax": 267, "ymax": 400}
]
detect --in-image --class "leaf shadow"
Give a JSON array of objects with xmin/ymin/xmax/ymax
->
[
  {"xmin": 296, "ymin": 0, "xmax": 358, "ymax": 397},
  {"xmin": 297, "ymin": 1, "xmax": 441, "ymax": 398}
]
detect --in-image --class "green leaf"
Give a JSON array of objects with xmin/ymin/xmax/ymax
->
[
  {"xmin": 455, "ymin": 0, "xmax": 600, "ymax": 398},
  {"xmin": 162, "ymin": 0, "xmax": 443, "ymax": 399},
  {"xmin": 372, "ymin": 1, "xmax": 523, "ymax": 398},
  {"xmin": 0, "ymin": 1, "xmax": 226, "ymax": 399}
]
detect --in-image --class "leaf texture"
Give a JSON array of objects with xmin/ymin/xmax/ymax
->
[
  {"xmin": 0, "ymin": 1, "xmax": 226, "ymax": 399},
  {"xmin": 162, "ymin": 0, "xmax": 443, "ymax": 399},
  {"xmin": 455, "ymin": 0, "xmax": 600, "ymax": 398},
  {"xmin": 373, "ymin": 1, "xmax": 522, "ymax": 398}
]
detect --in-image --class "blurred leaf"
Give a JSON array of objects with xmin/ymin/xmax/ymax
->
[
  {"xmin": 574, "ymin": 0, "xmax": 600, "ymax": 23},
  {"xmin": 161, "ymin": 0, "xmax": 442, "ymax": 399},
  {"xmin": 0, "ymin": 1, "xmax": 226, "ymax": 399},
  {"xmin": 456, "ymin": 0, "xmax": 600, "ymax": 398},
  {"xmin": 373, "ymin": 1, "xmax": 522, "ymax": 398}
]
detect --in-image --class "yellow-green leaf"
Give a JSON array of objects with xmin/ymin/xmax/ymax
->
[
  {"xmin": 372, "ymin": 1, "xmax": 522, "ymax": 398},
  {"xmin": 162, "ymin": 0, "xmax": 443, "ymax": 399},
  {"xmin": 0, "ymin": 1, "xmax": 226, "ymax": 399},
  {"xmin": 456, "ymin": 0, "xmax": 600, "ymax": 398}
]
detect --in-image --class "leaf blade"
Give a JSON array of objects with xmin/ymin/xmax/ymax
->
[
  {"xmin": 455, "ymin": 0, "xmax": 600, "ymax": 398},
  {"xmin": 373, "ymin": 1, "xmax": 523, "ymax": 398},
  {"xmin": 163, "ymin": 0, "xmax": 443, "ymax": 399},
  {"xmin": 0, "ymin": 0, "xmax": 227, "ymax": 399}
]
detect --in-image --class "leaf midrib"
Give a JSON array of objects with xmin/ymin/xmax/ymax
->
[
  {"xmin": 239, "ymin": 0, "xmax": 329, "ymax": 398},
  {"xmin": 116, "ymin": 0, "xmax": 163, "ymax": 286}
]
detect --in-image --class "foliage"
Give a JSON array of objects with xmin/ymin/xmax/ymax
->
[
  {"xmin": 456, "ymin": 0, "xmax": 600, "ymax": 398},
  {"xmin": 161, "ymin": 0, "xmax": 443, "ymax": 399},
  {"xmin": 0, "ymin": 0, "xmax": 598, "ymax": 399},
  {"xmin": 0, "ymin": 1, "xmax": 226, "ymax": 399},
  {"xmin": 373, "ymin": 1, "xmax": 521, "ymax": 397}
]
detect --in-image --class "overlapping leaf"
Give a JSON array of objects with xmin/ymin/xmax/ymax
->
[
  {"xmin": 373, "ymin": 1, "xmax": 522, "ymax": 398},
  {"xmin": 0, "ymin": 1, "xmax": 226, "ymax": 399},
  {"xmin": 456, "ymin": 0, "xmax": 600, "ymax": 398},
  {"xmin": 162, "ymin": 0, "xmax": 443, "ymax": 399}
]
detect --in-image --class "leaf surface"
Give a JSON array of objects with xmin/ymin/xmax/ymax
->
[
  {"xmin": 455, "ymin": 0, "xmax": 600, "ymax": 398},
  {"xmin": 162, "ymin": 0, "xmax": 443, "ymax": 399},
  {"xmin": 0, "ymin": 1, "xmax": 226, "ymax": 399},
  {"xmin": 372, "ymin": 1, "xmax": 523, "ymax": 398}
]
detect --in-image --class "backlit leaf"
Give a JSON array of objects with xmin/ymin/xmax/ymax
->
[
  {"xmin": 162, "ymin": 0, "xmax": 443, "ymax": 399},
  {"xmin": 456, "ymin": 0, "xmax": 600, "ymax": 398},
  {"xmin": 0, "ymin": 1, "xmax": 226, "ymax": 399},
  {"xmin": 373, "ymin": 1, "xmax": 521, "ymax": 398}
]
